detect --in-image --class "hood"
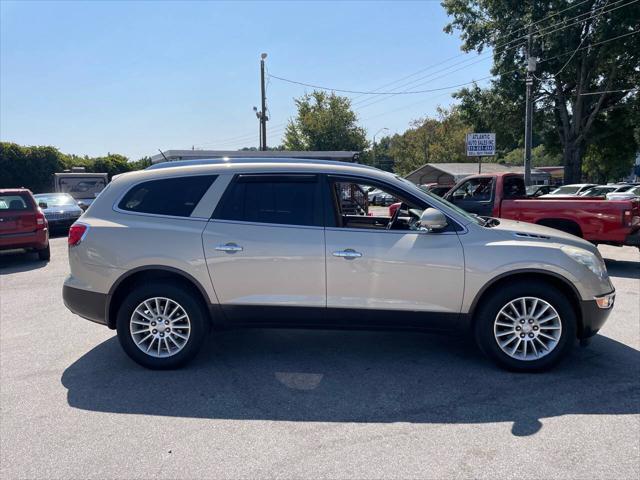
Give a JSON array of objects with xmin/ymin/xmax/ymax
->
[{"xmin": 490, "ymin": 218, "xmax": 596, "ymax": 252}]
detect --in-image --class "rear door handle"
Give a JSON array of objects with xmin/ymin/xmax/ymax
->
[
  {"xmin": 215, "ymin": 242, "xmax": 243, "ymax": 253},
  {"xmin": 332, "ymin": 248, "xmax": 362, "ymax": 259}
]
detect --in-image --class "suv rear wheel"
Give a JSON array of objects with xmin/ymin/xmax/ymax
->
[
  {"xmin": 474, "ymin": 281, "xmax": 576, "ymax": 372},
  {"xmin": 116, "ymin": 281, "xmax": 208, "ymax": 369}
]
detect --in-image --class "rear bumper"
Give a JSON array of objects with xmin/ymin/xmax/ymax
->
[
  {"xmin": 62, "ymin": 285, "xmax": 108, "ymax": 326},
  {"xmin": 624, "ymin": 230, "xmax": 640, "ymax": 247},
  {"xmin": 0, "ymin": 229, "xmax": 48, "ymax": 250},
  {"xmin": 579, "ymin": 291, "xmax": 615, "ymax": 339}
]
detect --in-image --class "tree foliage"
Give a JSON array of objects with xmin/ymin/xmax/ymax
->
[
  {"xmin": 372, "ymin": 106, "xmax": 472, "ymax": 176},
  {"xmin": 443, "ymin": 0, "xmax": 640, "ymax": 182},
  {"xmin": 283, "ymin": 91, "xmax": 369, "ymax": 151},
  {"xmin": 0, "ymin": 142, "xmax": 151, "ymax": 193}
]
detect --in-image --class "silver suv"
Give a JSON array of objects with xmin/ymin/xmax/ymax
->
[{"xmin": 62, "ymin": 159, "xmax": 615, "ymax": 371}]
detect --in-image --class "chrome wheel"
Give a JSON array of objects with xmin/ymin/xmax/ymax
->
[
  {"xmin": 493, "ymin": 297, "xmax": 562, "ymax": 361},
  {"xmin": 129, "ymin": 297, "xmax": 191, "ymax": 358}
]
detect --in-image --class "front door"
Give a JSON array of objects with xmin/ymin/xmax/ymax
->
[
  {"xmin": 324, "ymin": 176, "xmax": 465, "ymax": 327},
  {"xmin": 446, "ymin": 176, "xmax": 495, "ymax": 216},
  {"xmin": 202, "ymin": 173, "xmax": 326, "ymax": 322}
]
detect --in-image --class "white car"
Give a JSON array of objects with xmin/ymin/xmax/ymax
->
[
  {"xmin": 606, "ymin": 185, "xmax": 640, "ymax": 200},
  {"xmin": 540, "ymin": 184, "xmax": 597, "ymax": 197}
]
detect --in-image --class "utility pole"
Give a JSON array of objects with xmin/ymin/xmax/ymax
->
[
  {"xmin": 260, "ymin": 53, "xmax": 268, "ymax": 151},
  {"xmin": 524, "ymin": 27, "xmax": 536, "ymax": 186},
  {"xmin": 372, "ymin": 127, "xmax": 388, "ymax": 168}
]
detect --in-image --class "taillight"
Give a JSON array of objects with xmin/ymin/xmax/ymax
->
[
  {"xmin": 35, "ymin": 209, "xmax": 46, "ymax": 230},
  {"xmin": 623, "ymin": 210, "xmax": 640, "ymax": 227},
  {"xmin": 68, "ymin": 223, "xmax": 88, "ymax": 246}
]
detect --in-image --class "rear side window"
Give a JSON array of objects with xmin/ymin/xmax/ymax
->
[
  {"xmin": 214, "ymin": 174, "xmax": 321, "ymax": 226},
  {"xmin": 0, "ymin": 194, "xmax": 31, "ymax": 211},
  {"xmin": 118, "ymin": 175, "xmax": 217, "ymax": 217}
]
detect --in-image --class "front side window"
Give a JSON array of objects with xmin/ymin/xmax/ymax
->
[
  {"xmin": 118, "ymin": 175, "xmax": 217, "ymax": 217},
  {"xmin": 214, "ymin": 174, "xmax": 321, "ymax": 227},
  {"xmin": 329, "ymin": 178, "xmax": 426, "ymax": 231},
  {"xmin": 450, "ymin": 177, "xmax": 494, "ymax": 202}
]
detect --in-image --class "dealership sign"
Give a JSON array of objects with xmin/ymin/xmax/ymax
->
[{"xmin": 466, "ymin": 133, "xmax": 496, "ymax": 156}]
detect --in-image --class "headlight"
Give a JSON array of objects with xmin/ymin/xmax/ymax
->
[{"xmin": 561, "ymin": 246, "xmax": 608, "ymax": 279}]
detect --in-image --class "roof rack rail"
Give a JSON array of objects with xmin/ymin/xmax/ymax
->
[{"xmin": 146, "ymin": 157, "xmax": 379, "ymax": 171}]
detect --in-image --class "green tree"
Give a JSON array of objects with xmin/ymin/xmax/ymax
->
[
  {"xmin": 283, "ymin": 91, "xmax": 369, "ymax": 151},
  {"xmin": 443, "ymin": 0, "xmax": 640, "ymax": 183},
  {"xmin": 375, "ymin": 106, "xmax": 472, "ymax": 176},
  {"xmin": 0, "ymin": 143, "xmax": 64, "ymax": 192}
]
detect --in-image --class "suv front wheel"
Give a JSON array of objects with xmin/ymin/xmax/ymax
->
[
  {"xmin": 474, "ymin": 281, "xmax": 576, "ymax": 372},
  {"xmin": 116, "ymin": 281, "xmax": 208, "ymax": 369}
]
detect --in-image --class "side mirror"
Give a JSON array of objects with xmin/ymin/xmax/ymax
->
[
  {"xmin": 38, "ymin": 201, "xmax": 48, "ymax": 209},
  {"xmin": 420, "ymin": 208, "xmax": 448, "ymax": 231}
]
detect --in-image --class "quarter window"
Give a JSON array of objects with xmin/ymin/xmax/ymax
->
[
  {"xmin": 214, "ymin": 175, "xmax": 321, "ymax": 226},
  {"xmin": 118, "ymin": 175, "xmax": 217, "ymax": 217}
]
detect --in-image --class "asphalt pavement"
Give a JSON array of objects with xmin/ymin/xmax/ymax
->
[{"xmin": 1, "ymin": 236, "xmax": 638, "ymax": 479}]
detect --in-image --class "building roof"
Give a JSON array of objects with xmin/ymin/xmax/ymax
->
[
  {"xmin": 405, "ymin": 162, "xmax": 554, "ymax": 184},
  {"xmin": 150, "ymin": 149, "xmax": 360, "ymax": 164}
]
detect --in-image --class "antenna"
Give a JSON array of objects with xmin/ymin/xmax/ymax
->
[{"xmin": 157, "ymin": 149, "xmax": 169, "ymax": 162}]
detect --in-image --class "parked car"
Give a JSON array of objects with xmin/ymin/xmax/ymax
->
[
  {"xmin": 540, "ymin": 183, "xmax": 597, "ymax": 197},
  {"xmin": 418, "ymin": 183, "xmax": 454, "ymax": 197},
  {"xmin": 63, "ymin": 159, "xmax": 615, "ymax": 372},
  {"xmin": 526, "ymin": 185, "xmax": 555, "ymax": 197},
  {"xmin": 53, "ymin": 172, "xmax": 109, "ymax": 210},
  {"xmin": 0, "ymin": 188, "xmax": 50, "ymax": 260},
  {"xmin": 367, "ymin": 188, "xmax": 396, "ymax": 206},
  {"xmin": 606, "ymin": 185, "xmax": 640, "ymax": 201},
  {"xmin": 442, "ymin": 173, "xmax": 640, "ymax": 247},
  {"xmin": 33, "ymin": 193, "xmax": 84, "ymax": 232},
  {"xmin": 579, "ymin": 184, "xmax": 635, "ymax": 198}
]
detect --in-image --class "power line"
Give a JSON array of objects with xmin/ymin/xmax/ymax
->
[
  {"xmin": 579, "ymin": 87, "xmax": 638, "ymax": 95},
  {"xmin": 268, "ymin": 0, "xmax": 636, "ymax": 98}
]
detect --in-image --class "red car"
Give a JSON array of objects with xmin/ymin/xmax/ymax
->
[{"xmin": 0, "ymin": 188, "xmax": 50, "ymax": 260}]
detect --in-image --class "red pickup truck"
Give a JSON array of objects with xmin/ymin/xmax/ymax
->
[{"xmin": 440, "ymin": 173, "xmax": 640, "ymax": 248}]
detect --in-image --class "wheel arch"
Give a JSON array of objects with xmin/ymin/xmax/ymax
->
[
  {"xmin": 468, "ymin": 269, "xmax": 585, "ymax": 338},
  {"xmin": 535, "ymin": 218, "xmax": 583, "ymax": 237},
  {"xmin": 106, "ymin": 266, "xmax": 214, "ymax": 329}
]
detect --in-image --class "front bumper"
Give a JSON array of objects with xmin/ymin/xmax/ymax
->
[
  {"xmin": 62, "ymin": 284, "xmax": 108, "ymax": 326},
  {"xmin": 579, "ymin": 291, "xmax": 615, "ymax": 338}
]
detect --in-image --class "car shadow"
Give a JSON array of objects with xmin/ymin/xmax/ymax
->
[
  {"xmin": 604, "ymin": 258, "xmax": 640, "ymax": 280},
  {"xmin": 0, "ymin": 250, "xmax": 48, "ymax": 273},
  {"xmin": 61, "ymin": 329, "xmax": 639, "ymax": 436}
]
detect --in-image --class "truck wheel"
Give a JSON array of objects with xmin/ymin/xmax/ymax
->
[
  {"xmin": 474, "ymin": 281, "xmax": 576, "ymax": 372},
  {"xmin": 37, "ymin": 243, "xmax": 51, "ymax": 261},
  {"xmin": 116, "ymin": 281, "xmax": 208, "ymax": 369}
]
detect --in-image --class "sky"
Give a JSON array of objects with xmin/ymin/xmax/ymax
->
[{"xmin": 0, "ymin": 0, "xmax": 493, "ymax": 160}]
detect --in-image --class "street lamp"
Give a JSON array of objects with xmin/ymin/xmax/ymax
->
[{"xmin": 372, "ymin": 127, "xmax": 389, "ymax": 168}]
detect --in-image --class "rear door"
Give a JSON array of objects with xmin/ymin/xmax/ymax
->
[
  {"xmin": 202, "ymin": 173, "xmax": 326, "ymax": 322},
  {"xmin": 0, "ymin": 193, "xmax": 37, "ymax": 235}
]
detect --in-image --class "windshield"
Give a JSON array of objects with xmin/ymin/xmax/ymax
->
[
  {"xmin": 34, "ymin": 193, "xmax": 77, "ymax": 206},
  {"xmin": 395, "ymin": 176, "xmax": 482, "ymax": 225}
]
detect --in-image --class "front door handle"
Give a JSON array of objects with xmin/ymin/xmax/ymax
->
[
  {"xmin": 215, "ymin": 242, "xmax": 243, "ymax": 254},
  {"xmin": 332, "ymin": 248, "xmax": 362, "ymax": 259}
]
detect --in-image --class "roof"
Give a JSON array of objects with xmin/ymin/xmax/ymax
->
[
  {"xmin": 114, "ymin": 158, "xmax": 395, "ymax": 186},
  {"xmin": 147, "ymin": 157, "xmax": 377, "ymax": 171},
  {"xmin": 407, "ymin": 162, "xmax": 543, "ymax": 177},
  {"xmin": 0, "ymin": 188, "xmax": 31, "ymax": 193},
  {"xmin": 150, "ymin": 149, "xmax": 360, "ymax": 164}
]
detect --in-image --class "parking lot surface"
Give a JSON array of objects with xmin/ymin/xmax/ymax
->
[{"xmin": 1, "ymin": 237, "xmax": 639, "ymax": 479}]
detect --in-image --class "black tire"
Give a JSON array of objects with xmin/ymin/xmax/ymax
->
[
  {"xmin": 37, "ymin": 243, "xmax": 51, "ymax": 261},
  {"xmin": 116, "ymin": 281, "xmax": 208, "ymax": 369},
  {"xmin": 474, "ymin": 281, "xmax": 576, "ymax": 372}
]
